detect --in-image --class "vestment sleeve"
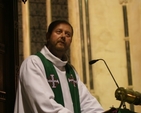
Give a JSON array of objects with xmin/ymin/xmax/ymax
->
[
  {"xmin": 19, "ymin": 55, "xmax": 73, "ymax": 113},
  {"xmin": 75, "ymin": 71, "xmax": 104, "ymax": 113}
]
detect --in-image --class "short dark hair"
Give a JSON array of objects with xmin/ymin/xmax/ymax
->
[{"xmin": 46, "ymin": 20, "xmax": 73, "ymax": 37}]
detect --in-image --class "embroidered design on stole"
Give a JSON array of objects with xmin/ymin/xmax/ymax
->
[
  {"xmin": 48, "ymin": 74, "xmax": 59, "ymax": 88},
  {"xmin": 68, "ymin": 74, "xmax": 77, "ymax": 87}
]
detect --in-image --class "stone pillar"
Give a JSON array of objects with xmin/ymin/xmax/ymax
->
[
  {"xmin": 68, "ymin": 0, "xmax": 83, "ymax": 80},
  {"xmin": 128, "ymin": 0, "xmax": 141, "ymax": 112}
]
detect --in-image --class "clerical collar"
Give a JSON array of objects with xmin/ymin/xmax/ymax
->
[{"xmin": 40, "ymin": 46, "xmax": 68, "ymax": 67}]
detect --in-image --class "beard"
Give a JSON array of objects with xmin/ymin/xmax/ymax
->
[{"xmin": 47, "ymin": 41, "xmax": 69, "ymax": 53}]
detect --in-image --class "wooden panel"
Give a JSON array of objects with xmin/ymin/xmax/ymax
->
[
  {"xmin": 0, "ymin": 43, "xmax": 5, "ymax": 53},
  {"xmin": 0, "ymin": 102, "xmax": 5, "ymax": 113},
  {"xmin": 0, "ymin": 91, "xmax": 6, "ymax": 101},
  {"xmin": 0, "ymin": 53, "xmax": 4, "ymax": 90},
  {"xmin": 0, "ymin": 1, "xmax": 6, "ymax": 112},
  {"xmin": 0, "ymin": 91, "xmax": 6, "ymax": 113},
  {"xmin": 0, "ymin": 2, "xmax": 4, "ymax": 43},
  {"xmin": 0, "ymin": 0, "xmax": 19, "ymax": 112}
]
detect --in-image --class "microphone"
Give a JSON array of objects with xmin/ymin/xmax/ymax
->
[
  {"xmin": 89, "ymin": 59, "xmax": 119, "ymax": 88},
  {"xmin": 89, "ymin": 59, "xmax": 141, "ymax": 105},
  {"xmin": 115, "ymin": 87, "xmax": 141, "ymax": 105}
]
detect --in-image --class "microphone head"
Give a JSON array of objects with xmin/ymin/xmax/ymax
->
[
  {"xmin": 89, "ymin": 59, "xmax": 100, "ymax": 65},
  {"xmin": 115, "ymin": 87, "xmax": 141, "ymax": 105}
]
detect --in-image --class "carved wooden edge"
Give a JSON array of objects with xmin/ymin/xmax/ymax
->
[
  {"xmin": 0, "ymin": 91, "xmax": 6, "ymax": 101},
  {"xmin": 0, "ymin": 43, "xmax": 5, "ymax": 53},
  {"xmin": 0, "ymin": 3, "xmax": 4, "ymax": 8},
  {"xmin": 15, "ymin": 65, "xmax": 19, "ymax": 89}
]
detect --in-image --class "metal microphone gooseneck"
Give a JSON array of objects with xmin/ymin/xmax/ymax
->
[
  {"xmin": 89, "ymin": 58, "xmax": 126, "ymax": 112},
  {"xmin": 89, "ymin": 59, "xmax": 119, "ymax": 88},
  {"xmin": 89, "ymin": 58, "xmax": 141, "ymax": 108}
]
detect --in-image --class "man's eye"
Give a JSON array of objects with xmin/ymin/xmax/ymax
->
[
  {"xmin": 65, "ymin": 32, "xmax": 72, "ymax": 37},
  {"xmin": 56, "ymin": 30, "xmax": 61, "ymax": 34},
  {"xmin": 66, "ymin": 33, "xmax": 71, "ymax": 37}
]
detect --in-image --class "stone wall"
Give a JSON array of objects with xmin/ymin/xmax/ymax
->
[
  {"xmin": 18, "ymin": 0, "xmax": 23, "ymax": 65},
  {"xmin": 29, "ymin": 0, "xmax": 47, "ymax": 55},
  {"xmin": 51, "ymin": 0, "xmax": 68, "ymax": 21},
  {"xmin": 18, "ymin": 0, "xmax": 68, "ymax": 65}
]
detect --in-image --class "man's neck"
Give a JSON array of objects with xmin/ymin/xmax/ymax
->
[{"xmin": 46, "ymin": 46, "xmax": 66, "ymax": 60}]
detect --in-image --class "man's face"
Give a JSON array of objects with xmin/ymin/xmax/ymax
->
[{"xmin": 47, "ymin": 23, "xmax": 73, "ymax": 53}]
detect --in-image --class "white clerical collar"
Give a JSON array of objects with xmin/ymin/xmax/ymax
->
[{"xmin": 40, "ymin": 46, "xmax": 68, "ymax": 67}]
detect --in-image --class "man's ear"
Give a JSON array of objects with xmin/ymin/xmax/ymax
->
[
  {"xmin": 46, "ymin": 32, "xmax": 51, "ymax": 46},
  {"xmin": 46, "ymin": 32, "xmax": 50, "ymax": 41}
]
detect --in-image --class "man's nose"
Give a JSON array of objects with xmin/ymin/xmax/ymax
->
[{"xmin": 61, "ymin": 32, "xmax": 66, "ymax": 40}]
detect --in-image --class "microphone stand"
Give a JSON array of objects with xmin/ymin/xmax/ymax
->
[
  {"xmin": 89, "ymin": 59, "xmax": 127, "ymax": 112},
  {"xmin": 89, "ymin": 59, "xmax": 120, "ymax": 88}
]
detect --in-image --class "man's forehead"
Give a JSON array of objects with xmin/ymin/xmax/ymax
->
[
  {"xmin": 55, "ymin": 23, "xmax": 71, "ymax": 28},
  {"xmin": 54, "ymin": 24, "xmax": 72, "ymax": 31}
]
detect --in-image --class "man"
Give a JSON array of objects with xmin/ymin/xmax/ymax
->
[{"xmin": 14, "ymin": 20, "xmax": 104, "ymax": 113}]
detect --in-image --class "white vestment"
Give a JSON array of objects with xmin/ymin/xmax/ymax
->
[{"xmin": 14, "ymin": 46, "xmax": 104, "ymax": 113}]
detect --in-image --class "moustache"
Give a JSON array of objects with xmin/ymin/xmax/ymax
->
[{"xmin": 57, "ymin": 40, "xmax": 65, "ymax": 44}]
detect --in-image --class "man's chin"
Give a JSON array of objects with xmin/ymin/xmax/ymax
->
[
  {"xmin": 55, "ymin": 46, "xmax": 65, "ymax": 51},
  {"xmin": 56, "ymin": 45, "xmax": 69, "ymax": 52},
  {"xmin": 56, "ymin": 45, "xmax": 66, "ymax": 50}
]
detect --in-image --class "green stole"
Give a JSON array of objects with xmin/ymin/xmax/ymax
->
[{"xmin": 36, "ymin": 52, "xmax": 81, "ymax": 113}]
